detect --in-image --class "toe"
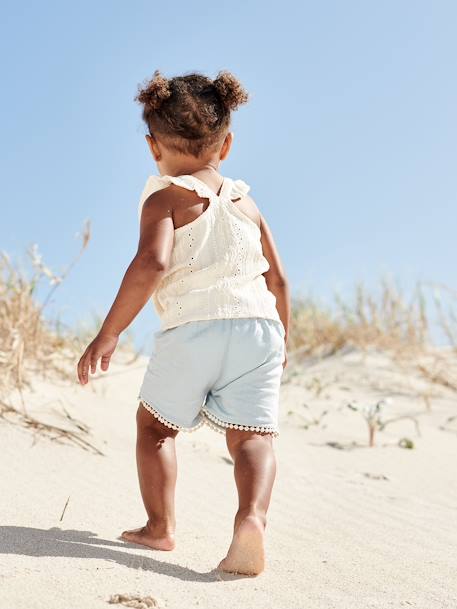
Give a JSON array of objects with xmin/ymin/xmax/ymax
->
[
  {"xmin": 122, "ymin": 526, "xmax": 144, "ymax": 536},
  {"xmin": 120, "ymin": 528, "xmax": 140, "ymax": 541}
]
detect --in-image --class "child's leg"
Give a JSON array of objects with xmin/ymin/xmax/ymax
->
[
  {"xmin": 218, "ymin": 429, "xmax": 276, "ymax": 575},
  {"xmin": 120, "ymin": 404, "xmax": 179, "ymax": 551}
]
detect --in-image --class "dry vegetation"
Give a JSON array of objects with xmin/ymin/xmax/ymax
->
[
  {"xmin": 289, "ymin": 280, "xmax": 455, "ymax": 357},
  {"xmin": 0, "ymin": 222, "xmax": 140, "ymax": 452},
  {"xmin": 290, "ymin": 280, "xmax": 456, "ymax": 368}
]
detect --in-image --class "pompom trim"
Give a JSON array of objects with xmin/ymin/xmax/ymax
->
[
  {"xmin": 138, "ymin": 397, "xmax": 205, "ymax": 432},
  {"xmin": 138, "ymin": 397, "xmax": 279, "ymax": 437},
  {"xmin": 201, "ymin": 406, "xmax": 280, "ymax": 437}
]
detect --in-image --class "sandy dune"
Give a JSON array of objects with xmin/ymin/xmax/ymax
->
[{"xmin": 1, "ymin": 346, "xmax": 456, "ymax": 609}]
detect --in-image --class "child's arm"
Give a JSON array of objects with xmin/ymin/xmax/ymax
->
[
  {"xmin": 259, "ymin": 213, "xmax": 291, "ymax": 344},
  {"xmin": 77, "ymin": 189, "xmax": 174, "ymax": 385}
]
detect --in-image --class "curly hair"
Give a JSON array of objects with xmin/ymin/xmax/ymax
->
[{"xmin": 134, "ymin": 69, "xmax": 250, "ymax": 158}]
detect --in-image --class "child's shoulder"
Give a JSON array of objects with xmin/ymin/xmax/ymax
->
[
  {"xmin": 137, "ymin": 176, "xmax": 184, "ymax": 223},
  {"xmin": 140, "ymin": 174, "xmax": 191, "ymax": 200}
]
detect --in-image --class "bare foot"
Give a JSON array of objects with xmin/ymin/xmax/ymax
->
[
  {"xmin": 217, "ymin": 514, "xmax": 265, "ymax": 576},
  {"xmin": 119, "ymin": 522, "xmax": 175, "ymax": 551}
]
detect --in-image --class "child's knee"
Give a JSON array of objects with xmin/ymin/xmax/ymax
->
[{"xmin": 226, "ymin": 428, "xmax": 274, "ymax": 452}]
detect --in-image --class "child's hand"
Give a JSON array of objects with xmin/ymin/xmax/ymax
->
[
  {"xmin": 77, "ymin": 331, "xmax": 119, "ymax": 385},
  {"xmin": 283, "ymin": 343, "xmax": 288, "ymax": 369}
]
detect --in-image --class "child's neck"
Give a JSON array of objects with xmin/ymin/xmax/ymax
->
[{"xmin": 161, "ymin": 160, "xmax": 221, "ymax": 178}]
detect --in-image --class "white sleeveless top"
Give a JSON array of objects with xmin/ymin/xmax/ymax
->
[{"xmin": 138, "ymin": 173, "xmax": 282, "ymax": 331}]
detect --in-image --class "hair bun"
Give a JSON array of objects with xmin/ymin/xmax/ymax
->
[
  {"xmin": 213, "ymin": 70, "xmax": 249, "ymax": 111},
  {"xmin": 135, "ymin": 69, "xmax": 172, "ymax": 111}
]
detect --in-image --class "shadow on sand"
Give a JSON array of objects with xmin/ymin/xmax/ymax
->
[{"xmin": 0, "ymin": 525, "xmax": 247, "ymax": 582}]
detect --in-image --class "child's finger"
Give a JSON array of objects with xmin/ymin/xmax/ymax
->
[
  {"xmin": 90, "ymin": 354, "xmax": 98, "ymax": 374},
  {"xmin": 100, "ymin": 355, "xmax": 111, "ymax": 371},
  {"xmin": 78, "ymin": 353, "xmax": 89, "ymax": 384}
]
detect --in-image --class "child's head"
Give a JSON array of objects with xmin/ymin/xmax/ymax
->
[{"xmin": 135, "ymin": 69, "xmax": 249, "ymax": 173}]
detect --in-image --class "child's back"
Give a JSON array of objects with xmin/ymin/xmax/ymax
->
[{"xmin": 138, "ymin": 172, "xmax": 283, "ymax": 331}]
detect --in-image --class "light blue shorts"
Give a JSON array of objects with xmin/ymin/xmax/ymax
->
[{"xmin": 137, "ymin": 317, "xmax": 286, "ymax": 437}]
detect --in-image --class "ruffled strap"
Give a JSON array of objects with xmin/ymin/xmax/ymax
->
[
  {"xmin": 137, "ymin": 174, "xmax": 219, "ymax": 222},
  {"xmin": 137, "ymin": 174, "xmax": 251, "ymax": 221},
  {"xmin": 138, "ymin": 176, "xmax": 156, "ymax": 222},
  {"xmin": 229, "ymin": 178, "xmax": 251, "ymax": 200}
]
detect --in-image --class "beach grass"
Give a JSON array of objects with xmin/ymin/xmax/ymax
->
[
  {"xmin": 0, "ymin": 224, "xmax": 138, "ymax": 451},
  {"xmin": 290, "ymin": 279, "xmax": 457, "ymax": 358}
]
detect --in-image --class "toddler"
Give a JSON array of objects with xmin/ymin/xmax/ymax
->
[{"xmin": 77, "ymin": 69, "xmax": 290, "ymax": 576}]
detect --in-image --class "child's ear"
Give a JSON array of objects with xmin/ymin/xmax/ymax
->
[
  {"xmin": 145, "ymin": 134, "xmax": 161, "ymax": 161},
  {"xmin": 220, "ymin": 131, "xmax": 234, "ymax": 160}
]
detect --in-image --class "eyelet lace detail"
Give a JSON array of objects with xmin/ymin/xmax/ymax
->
[{"xmin": 201, "ymin": 407, "xmax": 280, "ymax": 437}]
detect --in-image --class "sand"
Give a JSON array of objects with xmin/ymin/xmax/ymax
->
[{"xmin": 1, "ymin": 345, "xmax": 456, "ymax": 609}]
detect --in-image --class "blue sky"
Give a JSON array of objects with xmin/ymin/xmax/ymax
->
[{"xmin": 1, "ymin": 1, "xmax": 456, "ymax": 352}]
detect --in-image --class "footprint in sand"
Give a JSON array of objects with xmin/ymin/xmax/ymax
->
[{"xmin": 108, "ymin": 593, "xmax": 162, "ymax": 608}]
